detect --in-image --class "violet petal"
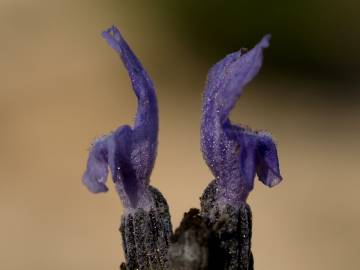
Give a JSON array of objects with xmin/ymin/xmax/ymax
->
[
  {"xmin": 255, "ymin": 132, "xmax": 282, "ymax": 187},
  {"xmin": 201, "ymin": 35, "xmax": 282, "ymax": 203},
  {"xmin": 83, "ymin": 26, "xmax": 158, "ymax": 208},
  {"xmin": 83, "ymin": 136, "xmax": 109, "ymax": 193}
]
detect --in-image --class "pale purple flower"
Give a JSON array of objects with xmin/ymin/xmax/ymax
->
[
  {"xmin": 201, "ymin": 35, "xmax": 282, "ymax": 206},
  {"xmin": 83, "ymin": 26, "xmax": 158, "ymax": 210}
]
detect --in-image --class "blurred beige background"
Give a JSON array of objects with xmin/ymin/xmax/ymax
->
[{"xmin": 0, "ymin": 1, "xmax": 359, "ymax": 269}]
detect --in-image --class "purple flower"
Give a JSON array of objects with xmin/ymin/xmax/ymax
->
[
  {"xmin": 201, "ymin": 35, "xmax": 282, "ymax": 206},
  {"xmin": 83, "ymin": 26, "xmax": 158, "ymax": 210}
]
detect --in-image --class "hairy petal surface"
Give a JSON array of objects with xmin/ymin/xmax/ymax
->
[
  {"xmin": 83, "ymin": 26, "xmax": 158, "ymax": 209},
  {"xmin": 201, "ymin": 35, "xmax": 282, "ymax": 205}
]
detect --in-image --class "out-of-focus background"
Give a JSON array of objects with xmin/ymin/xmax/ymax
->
[{"xmin": 1, "ymin": 0, "xmax": 359, "ymax": 269}]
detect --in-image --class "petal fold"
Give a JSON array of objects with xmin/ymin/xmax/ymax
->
[
  {"xmin": 255, "ymin": 132, "xmax": 282, "ymax": 187},
  {"xmin": 83, "ymin": 136, "xmax": 109, "ymax": 193}
]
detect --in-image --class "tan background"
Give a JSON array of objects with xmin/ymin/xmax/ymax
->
[{"xmin": 1, "ymin": 1, "xmax": 359, "ymax": 269}]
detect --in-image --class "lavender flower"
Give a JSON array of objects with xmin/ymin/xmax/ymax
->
[
  {"xmin": 83, "ymin": 26, "xmax": 172, "ymax": 269},
  {"xmin": 82, "ymin": 26, "xmax": 158, "ymax": 210},
  {"xmin": 201, "ymin": 34, "xmax": 282, "ymax": 207},
  {"xmin": 82, "ymin": 26, "xmax": 283, "ymax": 269},
  {"xmin": 197, "ymin": 36, "xmax": 282, "ymax": 270}
]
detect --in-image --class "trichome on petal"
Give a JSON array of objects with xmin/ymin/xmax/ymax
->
[{"xmin": 200, "ymin": 34, "xmax": 282, "ymax": 206}]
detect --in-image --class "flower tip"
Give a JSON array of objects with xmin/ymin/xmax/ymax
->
[
  {"xmin": 258, "ymin": 165, "xmax": 283, "ymax": 188},
  {"xmin": 101, "ymin": 25, "xmax": 119, "ymax": 34},
  {"xmin": 101, "ymin": 25, "xmax": 123, "ymax": 52},
  {"xmin": 260, "ymin": 34, "xmax": 271, "ymax": 48},
  {"xmin": 82, "ymin": 173, "xmax": 109, "ymax": 193},
  {"xmin": 267, "ymin": 174, "xmax": 283, "ymax": 188}
]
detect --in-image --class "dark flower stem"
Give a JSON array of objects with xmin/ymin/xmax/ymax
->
[
  {"xmin": 168, "ymin": 201, "xmax": 253, "ymax": 270},
  {"xmin": 201, "ymin": 180, "xmax": 253, "ymax": 270},
  {"xmin": 120, "ymin": 186, "xmax": 172, "ymax": 270}
]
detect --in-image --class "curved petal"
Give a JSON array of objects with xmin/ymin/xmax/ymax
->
[
  {"xmin": 201, "ymin": 35, "xmax": 282, "ymax": 203},
  {"xmin": 255, "ymin": 132, "xmax": 282, "ymax": 187},
  {"xmin": 83, "ymin": 136, "xmax": 109, "ymax": 193},
  {"xmin": 83, "ymin": 26, "xmax": 159, "ymax": 209},
  {"xmin": 221, "ymin": 35, "xmax": 270, "ymax": 121},
  {"xmin": 229, "ymin": 126, "xmax": 282, "ymax": 190},
  {"xmin": 204, "ymin": 35, "xmax": 270, "ymax": 124},
  {"xmin": 102, "ymin": 26, "xmax": 158, "ymax": 135}
]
